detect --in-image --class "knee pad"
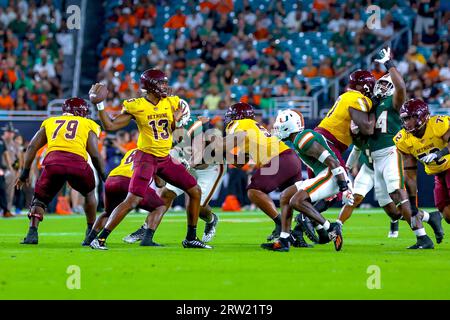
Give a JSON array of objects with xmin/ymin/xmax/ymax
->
[{"xmin": 28, "ymin": 197, "xmax": 47, "ymax": 221}]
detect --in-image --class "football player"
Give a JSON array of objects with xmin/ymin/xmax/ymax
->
[
  {"xmin": 16, "ymin": 98, "xmax": 105, "ymax": 245},
  {"xmin": 224, "ymin": 102, "xmax": 304, "ymax": 242},
  {"xmin": 315, "ymin": 69, "xmax": 376, "ymax": 168},
  {"xmin": 88, "ymin": 69, "xmax": 209, "ymax": 249},
  {"xmin": 338, "ymin": 142, "xmax": 402, "ymax": 237},
  {"xmin": 123, "ymin": 115, "xmax": 226, "ymax": 244},
  {"xmin": 395, "ymin": 99, "xmax": 449, "ymax": 245},
  {"xmin": 366, "ymin": 48, "xmax": 439, "ymax": 249},
  {"xmin": 262, "ymin": 109, "xmax": 353, "ymax": 252},
  {"xmin": 83, "ymin": 148, "xmax": 167, "ymax": 248}
]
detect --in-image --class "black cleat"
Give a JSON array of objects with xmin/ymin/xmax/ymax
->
[
  {"xmin": 140, "ymin": 239, "xmax": 163, "ymax": 247},
  {"xmin": 317, "ymin": 228, "xmax": 331, "ymax": 244},
  {"xmin": 427, "ymin": 211, "xmax": 444, "ymax": 244},
  {"xmin": 182, "ymin": 238, "xmax": 212, "ymax": 249},
  {"xmin": 261, "ymin": 237, "xmax": 290, "ymax": 252},
  {"xmin": 295, "ymin": 213, "xmax": 319, "ymax": 243},
  {"xmin": 291, "ymin": 229, "xmax": 313, "ymax": 248},
  {"xmin": 408, "ymin": 235, "xmax": 434, "ymax": 249},
  {"xmin": 327, "ymin": 222, "xmax": 343, "ymax": 251},
  {"xmin": 266, "ymin": 224, "xmax": 281, "ymax": 241},
  {"xmin": 21, "ymin": 228, "xmax": 38, "ymax": 245},
  {"xmin": 82, "ymin": 230, "xmax": 98, "ymax": 246},
  {"xmin": 123, "ymin": 225, "xmax": 146, "ymax": 244},
  {"xmin": 388, "ymin": 220, "xmax": 399, "ymax": 238}
]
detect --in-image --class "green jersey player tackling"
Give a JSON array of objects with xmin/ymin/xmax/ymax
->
[{"xmin": 262, "ymin": 109, "xmax": 353, "ymax": 252}]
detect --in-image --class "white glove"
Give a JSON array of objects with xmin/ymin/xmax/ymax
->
[
  {"xmin": 420, "ymin": 153, "xmax": 438, "ymax": 164},
  {"xmin": 342, "ymin": 189, "xmax": 354, "ymax": 206},
  {"xmin": 375, "ymin": 47, "xmax": 391, "ymax": 64}
]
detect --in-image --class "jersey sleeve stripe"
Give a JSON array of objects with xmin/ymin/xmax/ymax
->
[
  {"xmin": 298, "ymin": 132, "xmax": 314, "ymax": 149},
  {"xmin": 357, "ymin": 98, "xmax": 367, "ymax": 112}
]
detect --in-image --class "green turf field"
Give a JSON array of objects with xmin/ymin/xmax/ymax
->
[{"xmin": 1, "ymin": 209, "xmax": 449, "ymax": 300}]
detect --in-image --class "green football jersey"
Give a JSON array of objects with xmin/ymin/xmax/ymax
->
[
  {"xmin": 352, "ymin": 135, "xmax": 373, "ymax": 170},
  {"xmin": 292, "ymin": 129, "xmax": 338, "ymax": 176},
  {"xmin": 369, "ymin": 96, "xmax": 402, "ymax": 152}
]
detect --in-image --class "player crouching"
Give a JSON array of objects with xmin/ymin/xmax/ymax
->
[
  {"xmin": 261, "ymin": 109, "xmax": 353, "ymax": 252},
  {"xmin": 16, "ymin": 98, "xmax": 105, "ymax": 245}
]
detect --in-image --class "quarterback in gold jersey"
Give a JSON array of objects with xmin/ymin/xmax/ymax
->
[
  {"xmin": 225, "ymin": 102, "xmax": 304, "ymax": 242},
  {"xmin": 85, "ymin": 148, "xmax": 166, "ymax": 247},
  {"xmin": 16, "ymin": 98, "xmax": 105, "ymax": 245},
  {"xmin": 394, "ymin": 99, "xmax": 448, "ymax": 244},
  {"xmin": 88, "ymin": 69, "xmax": 208, "ymax": 250}
]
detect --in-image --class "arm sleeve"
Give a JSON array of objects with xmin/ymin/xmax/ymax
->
[{"xmin": 346, "ymin": 146, "xmax": 361, "ymax": 169}]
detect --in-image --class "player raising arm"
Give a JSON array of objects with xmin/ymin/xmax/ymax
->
[
  {"xmin": 16, "ymin": 98, "xmax": 105, "ymax": 245},
  {"xmin": 262, "ymin": 109, "xmax": 353, "ymax": 252},
  {"xmin": 395, "ymin": 99, "xmax": 448, "ymax": 246},
  {"xmin": 89, "ymin": 69, "xmax": 208, "ymax": 249}
]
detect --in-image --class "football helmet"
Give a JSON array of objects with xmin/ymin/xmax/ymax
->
[
  {"xmin": 399, "ymin": 98, "xmax": 430, "ymax": 134},
  {"xmin": 140, "ymin": 69, "xmax": 171, "ymax": 98},
  {"xmin": 62, "ymin": 97, "xmax": 90, "ymax": 117},
  {"xmin": 224, "ymin": 102, "xmax": 255, "ymax": 126},
  {"xmin": 348, "ymin": 70, "xmax": 376, "ymax": 97},
  {"xmin": 273, "ymin": 109, "xmax": 305, "ymax": 140},
  {"xmin": 373, "ymin": 74, "xmax": 394, "ymax": 98}
]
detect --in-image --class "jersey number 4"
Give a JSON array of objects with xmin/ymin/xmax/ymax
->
[
  {"xmin": 52, "ymin": 120, "xmax": 79, "ymax": 140},
  {"xmin": 375, "ymin": 111, "xmax": 388, "ymax": 133}
]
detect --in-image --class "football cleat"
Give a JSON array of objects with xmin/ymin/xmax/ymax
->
[
  {"xmin": 123, "ymin": 225, "xmax": 146, "ymax": 244},
  {"xmin": 90, "ymin": 239, "xmax": 108, "ymax": 250},
  {"xmin": 140, "ymin": 239, "xmax": 163, "ymax": 247},
  {"xmin": 290, "ymin": 229, "xmax": 313, "ymax": 248},
  {"xmin": 388, "ymin": 220, "xmax": 399, "ymax": 238},
  {"xmin": 408, "ymin": 235, "xmax": 434, "ymax": 249},
  {"xmin": 317, "ymin": 228, "xmax": 331, "ymax": 244},
  {"xmin": 21, "ymin": 228, "xmax": 38, "ymax": 245},
  {"xmin": 295, "ymin": 213, "xmax": 319, "ymax": 243},
  {"xmin": 261, "ymin": 237, "xmax": 290, "ymax": 252},
  {"xmin": 266, "ymin": 224, "xmax": 281, "ymax": 241},
  {"xmin": 182, "ymin": 238, "xmax": 212, "ymax": 249},
  {"xmin": 202, "ymin": 213, "xmax": 219, "ymax": 243},
  {"xmin": 327, "ymin": 222, "xmax": 343, "ymax": 251},
  {"xmin": 426, "ymin": 211, "xmax": 444, "ymax": 244}
]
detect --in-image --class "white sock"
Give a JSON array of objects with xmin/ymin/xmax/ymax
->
[
  {"xmin": 421, "ymin": 211, "xmax": 430, "ymax": 222},
  {"xmin": 143, "ymin": 222, "xmax": 148, "ymax": 229},
  {"xmin": 391, "ymin": 219, "xmax": 398, "ymax": 223},
  {"xmin": 315, "ymin": 224, "xmax": 324, "ymax": 230},
  {"xmin": 280, "ymin": 232, "xmax": 290, "ymax": 239},
  {"xmin": 336, "ymin": 219, "xmax": 343, "ymax": 226},
  {"xmin": 322, "ymin": 220, "xmax": 330, "ymax": 231},
  {"xmin": 414, "ymin": 228, "xmax": 426, "ymax": 237}
]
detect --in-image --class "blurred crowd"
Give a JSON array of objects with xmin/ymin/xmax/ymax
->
[
  {"xmin": 97, "ymin": 0, "xmax": 449, "ymax": 114},
  {"xmin": 0, "ymin": 0, "xmax": 70, "ymax": 111}
]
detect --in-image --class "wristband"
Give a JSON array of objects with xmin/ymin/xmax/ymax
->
[
  {"xmin": 318, "ymin": 150, "xmax": 330, "ymax": 163},
  {"xmin": 19, "ymin": 168, "xmax": 30, "ymax": 181},
  {"xmin": 331, "ymin": 166, "xmax": 345, "ymax": 176},
  {"xmin": 384, "ymin": 60, "xmax": 395, "ymax": 70},
  {"xmin": 337, "ymin": 179, "xmax": 349, "ymax": 192},
  {"xmin": 96, "ymin": 102, "xmax": 105, "ymax": 111}
]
